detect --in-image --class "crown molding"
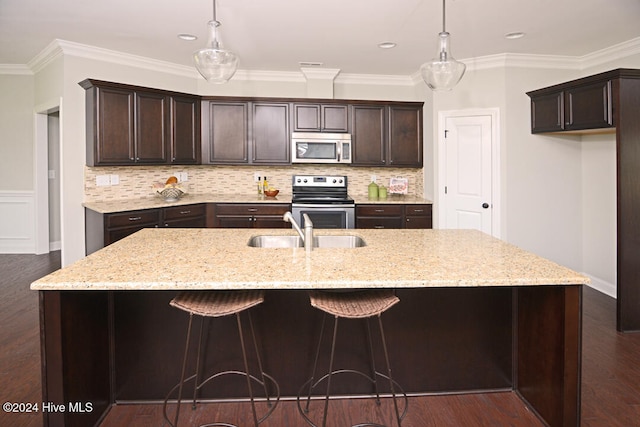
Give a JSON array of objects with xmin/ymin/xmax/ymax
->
[
  {"xmin": 13, "ymin": 37, "xmax": 640, "ymax": 84},
  {"xmin": 0, "ymin": 64, "xmax": 33, "ymax": 75},
  {"xmin": 580, "ymin": 37, "xmax": 640, "ymax": 70}
]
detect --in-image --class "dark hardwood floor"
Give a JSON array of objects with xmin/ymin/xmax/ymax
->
[{"xmin": 1, "ymin": 251, "xmax": 638, "ymax": 426}]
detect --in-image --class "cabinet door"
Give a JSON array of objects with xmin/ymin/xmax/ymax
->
[
  {"xmin": 251, "ymin": 102, "xmax": 290, "ymax": 164},
  {"xmin": 293, "ymin": 104, "xmax": 321, "ymax": 131},
  {"xmin": 388, "ymin": 105, "xmax": 422, "ymax": 167},
  {"xmin": 322, "ymin": 105, "xmax": 349, "ymax": 132},
  {"xmin": 530, "ymin": 92, "xmax": 564, "ymax": 133},
  {"xmin": 94, "ymin": 87, "xmax": 135, "ymax": 165},
  {"xmin": 170, "ymin": 96, "xmax": 201, "ymax": 164},
  {"xmin": 135, "ymin": 91, "xmax": 168, "ymax": 163},
  {"xmin": 565, "ymin": 80, "xmax": 613, "ymax": 131},
  {"xmin": 351, "ymin": 105, "xmax": 386, "ymax": 166},
  {"xmin": 206, "ymin": 102, "xmax": 249, "ymax": 164},
  {"xmin": 293, "ymin": 104, "xmax": 349, "ymax": 132}
]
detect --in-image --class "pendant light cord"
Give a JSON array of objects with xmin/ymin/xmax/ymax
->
[
  {"xmin": 442, "ymin": 0, "xmax": 446, "ymax": 33},
  {"xmin": 212, "ymin": 0, "xmax": 217, "ymax": 22}
]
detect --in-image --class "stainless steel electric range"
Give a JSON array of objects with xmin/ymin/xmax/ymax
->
[{"xmin": 291, "ymin": 175, "xmax": 355, "ymax": 229}]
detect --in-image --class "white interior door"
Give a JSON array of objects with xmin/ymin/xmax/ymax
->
[{"xmin": 440, "ymin": 113, "xmax": 496, "ymax": 235}]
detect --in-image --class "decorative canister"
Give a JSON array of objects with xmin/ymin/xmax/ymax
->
[
  {"xmin": 378, "ymin": 185, "xmax": 387, "ymax": 199},
  {"xmin": 368, "ymin": 181, "xmax": 379, "ymax": 199}
]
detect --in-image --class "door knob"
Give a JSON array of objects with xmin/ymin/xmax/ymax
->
[{"xmin": 482, "ymin": 203, "xmax": 489, "ymax": 209}]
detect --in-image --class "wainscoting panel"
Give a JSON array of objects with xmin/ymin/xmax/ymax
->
[{"xmin": 0, "ymin": 191, "xmax": 35, "ymax": 253}]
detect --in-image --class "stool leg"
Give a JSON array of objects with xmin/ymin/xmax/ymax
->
[
  {"xmin": 237, "ymin": 312, "xmax": 259, "ymax": 426},
  {"xmin": 174, "ymin": 313, "xmax": 195, "ymax": 427},
  {"xmin": 322, "ymin": 315, "xmax": 340, "ymax": 427},
  {"xmin": 247, "ymin": 310, "xmax": 272, "ymax": 407},
  {"xmin": 365, "ymin": 318, "xmax": 381, "ymax": 405},
  {"xmin": 377, "ymin": 315, "xmax": 402, "ymax": 426},
  {"xmin": 191, "ymin": 316, "xmax": 206, "ymax": 410},
  {"xmin": 304, "ymin": 312, "xmax": 327, "ymax": 414}
]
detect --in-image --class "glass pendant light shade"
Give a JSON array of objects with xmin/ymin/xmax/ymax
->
[
  {"xmin": 420, "ymin": 31, "xmax": 466, "ymax": 91},
  {"xmin": 420, "ymin": 0, "xmax": 466, "ymax": 91},
  {"xmin": 194, "ymin": 2, "xmax": 238, "ymax": 83}
]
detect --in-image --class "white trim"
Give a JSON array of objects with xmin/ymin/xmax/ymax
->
[
  {"xmin": 34, "ymin": 99, "xmax": 62, "ymax": 255},
  {"xmin": 583, "ymin": 273, "xmax": 616, "ymax": 299},
  {"xmin": 436, "ymin": 108, "xmax": 501, "ymax": 239},
  {"xmin": 0, "ymin": 64, "xmax": 33, "ymax": 75},
  {"xmin": 0, "ymin": 191, "xmax": 36, "ymax": 253}
]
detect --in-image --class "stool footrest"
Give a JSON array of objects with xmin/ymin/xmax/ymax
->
[{"xmin": 296, "ymin": 369, "xmax": 408, "ymax": 427}]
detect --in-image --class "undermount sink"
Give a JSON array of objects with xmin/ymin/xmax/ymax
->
[{"xmin": 247, "ymin": 235, "xmax": 367, "ymax": 249}]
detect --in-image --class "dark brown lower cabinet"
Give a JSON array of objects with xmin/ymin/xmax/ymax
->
[
  {"xmin": 85, "ymin": 204, "xmax": 207, "ymax": 254},
  {"xmin": 356, "ymin": 203, "xmax": 432, "ymax": 229},
  {"xmin": 212, "ymin": 203, "xmax": 291, "ymax": 228}
]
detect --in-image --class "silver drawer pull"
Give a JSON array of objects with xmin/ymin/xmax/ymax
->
[
  {"xmin": 180, "ymin": 210, "xmax": 191, "ymax": 215},
  {"xmin": 413, "ymin": 209, "xmax": 424, "ymax": 213},
  {"xmin": 128, "ymin": 216, "xmax": 142, "ymax": 221},
  {"xmin": 374, "ymin": 225, "xmax": 385, "ymax": 229},
  {"xmin": 374, "ymin": 209, "xmax": 384, "ymax": 213},
  {"xmin": 247, "ymin": 208, "xmax": 258, "ymax": 212}
]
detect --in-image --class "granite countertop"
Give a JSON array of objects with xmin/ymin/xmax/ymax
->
[
  {"xmin": 31, "ymin": 228, "xmax": 588, "ymax": 291},
  {"xmin": 83, "ymin": 194, "xmax": 433, "ymax": 214},
  {"xmin": 83, "ymin": 193, "xmax": 293, "ymax": 214}
]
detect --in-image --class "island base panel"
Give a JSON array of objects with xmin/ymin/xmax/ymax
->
[{"xmin": 39, "ymin": 286, "xmax": 581, "ymax": 427}]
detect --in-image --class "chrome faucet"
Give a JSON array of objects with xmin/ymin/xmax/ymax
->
[{"xmin": 283, "ymin": 212, "xmax": 314, "ymax": 252}]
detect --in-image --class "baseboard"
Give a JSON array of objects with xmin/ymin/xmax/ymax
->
[
  {"xmin": 583, "ymin": 273, "xmax": 616, "ymax": 299},
  {"xmin": 0, "ymin": 191, "xmax": 35, "ymax": 254}
]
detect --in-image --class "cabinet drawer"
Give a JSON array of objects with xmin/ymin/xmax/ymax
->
[
  {"xmin": 163, "ymin": 204, "xmax": 206, "ymax": 220},
  {"xmin": 215, "ymin": 203, "xmax": 290, "ymax": 216},
  {"xmin": 405, "ymin": 216, "xmax": 432, "ymax": 229},
  {"xmin": 356, "ymin": 205, "xmax": 403, "ymax": 216},
  {"xmin": 405, "ymin": 205, "xmax": 432, "ymax": 216},
  {"xmin": 106, "ymin": 210, "xmax": 160, "ymax": 228},
  {"xmin": 357, "ymin": 217, "xmax": 403, "ymax": 229}
]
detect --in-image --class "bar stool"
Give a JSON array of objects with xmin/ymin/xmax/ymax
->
[
  {"xmin": 163, "ymin": 290, "xmax": 279, "ymax": 427},
  {"xmin": 297, "ymin": 290, "xmax": 408, "ymax": 427}
]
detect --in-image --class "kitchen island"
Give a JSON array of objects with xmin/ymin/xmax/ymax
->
[{"xmin": 32, "ymin": 228, "xmax": 588, "ymax": 427}]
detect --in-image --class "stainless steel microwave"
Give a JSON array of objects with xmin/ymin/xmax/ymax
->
[{"xmin": 291, "ymin": 132, "xmax": 352, "ymax": 164}]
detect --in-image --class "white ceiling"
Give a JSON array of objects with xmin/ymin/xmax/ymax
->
[{"xmin": 1, "ymin": 0, "xmax": 640, "ymax": 75}]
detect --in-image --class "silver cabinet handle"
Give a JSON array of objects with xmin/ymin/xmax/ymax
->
[
  {"xmin": 180, "ymin": 210, "xmax": 191, "ymax": 215},
  {"xmin": 128, "ymin": 216, "xmax": 142, "ymax": 221}
]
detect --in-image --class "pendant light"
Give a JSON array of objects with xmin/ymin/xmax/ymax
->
[
  {"xmin": 193, "ymin": 0, "xmax": 239, "ymax": 83},
  {"xmin": 420, "ymin": 0, "xmax": 466, "ymax": 91}
]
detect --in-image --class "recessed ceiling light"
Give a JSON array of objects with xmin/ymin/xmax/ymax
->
[
  {"xmin": 378, "ymin": 42, "xmax": 397, "ymax": 49},
  {"xmin": 505, "ymin": 32, "xmax": 525, "ymax": 40},
  {"xmin": 178, "ymin": 34, "xmax": 197, "ymax": 41}
]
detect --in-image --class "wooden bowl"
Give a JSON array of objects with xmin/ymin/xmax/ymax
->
[{"xmin": 264, "ymin": 189, "xmax": 279, "ymax": 197}]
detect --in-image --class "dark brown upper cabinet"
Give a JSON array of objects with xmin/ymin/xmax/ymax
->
[
  {"xmin": 202, "ymin": 101, "xmax": 290, "ymax": 165},
  {"xmin": 170, "ymin": 95, "xmax": 201, "ymax": 164},
  {"xmin": 388, "ymin": 105, "xmax": 423, "ymax": 167},
  {"xmin": 351, "ymin": 102, "xmax": 423, "ymax": 168},
  {"xmin": 527, "ymin": 77, "xmax": 613, "ymax": 134},
  {"xmin": 251, "ymin": 102, "xmax": 290, "ymax": 164},
  {"xmin": 293, "ymin": 103, "xmax": 349, "ymax": 132},
  {"xmin": 202, "ymin": 101, "xmax": 249, "ymax": 164},
  {"xmin": 351, "ymin": 105, "xmax": 386, "ymax": 166},
  {"xmin": 80, "ymin": 79, "xmax": 201, "ymax": 166}
]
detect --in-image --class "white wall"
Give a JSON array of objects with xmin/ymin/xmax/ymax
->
[{"xmin": 0, "ymin": 74, "xmax": 34, "ymax": 190}]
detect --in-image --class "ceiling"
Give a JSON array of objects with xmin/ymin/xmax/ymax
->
[{"xmin": 1, "ymin": 0, "xmax": 639, "ymax": 76}]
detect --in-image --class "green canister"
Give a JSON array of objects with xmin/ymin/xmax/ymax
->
[
  {"xmin": 368, "ymin": 181, "xmax": 379, "ymax": 199},
  {"xmin": 378, "ymin": 185, "xmax": 387, "ymax": 199}
]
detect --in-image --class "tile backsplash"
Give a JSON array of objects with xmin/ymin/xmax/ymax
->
[{"xmin": 84, "ymin": 165, "xmax": 424, "ymax": 202}]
